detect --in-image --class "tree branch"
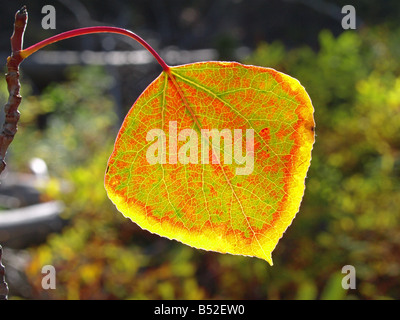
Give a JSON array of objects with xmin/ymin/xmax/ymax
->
[
  {"xmin": 0, "ymin": 246, "xmax": 8, "ymax": 300},
  {"xmin": 0, "ymin": 6, "xmax": 28, "ymax": 175},
  {"xmin": 0, "ymin": 5, "xmax": 28, "ymax": 301}
]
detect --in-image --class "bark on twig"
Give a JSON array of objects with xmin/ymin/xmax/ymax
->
[
  {"xmin": 0, "ymin": 6, "xmax": 28, "ymax": 301},
  {"xmin": 0, "ymin": 246, "xmax": 8, "ymax": 300},
  {"xmin": 0, "ymin": 6, "xmax": 28, "ymax": 175}
]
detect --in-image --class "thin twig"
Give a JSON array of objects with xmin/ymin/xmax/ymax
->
[
  {"xmin": 0, "ymin": 6, "xmax": 28, "ymax": 175},
  {"xmin": 0, "ymin": 246, "xmax": 8, "ymax": 300},
  {"xmin": 0, "ymin": 5, "xmax": 28, "ymax": 301}
]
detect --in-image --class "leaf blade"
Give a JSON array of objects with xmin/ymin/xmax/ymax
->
[{"xmin": 105, "ymin": 61, "xmax": 315, "ymax": 264}]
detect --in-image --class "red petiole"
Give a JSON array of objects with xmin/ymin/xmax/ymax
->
[{"xmin": 20, "ymin": 26, "xmax": 170, "ymax": 72}]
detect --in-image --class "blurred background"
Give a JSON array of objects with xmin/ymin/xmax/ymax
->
[{"xmin": 0, "ymin": 0, "xmax": 399, "ymax": 300}]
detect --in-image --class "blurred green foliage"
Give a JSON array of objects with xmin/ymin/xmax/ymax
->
[
  {"xmin": 245, "ymin": 26, "xmax": 400, "ymax": 299},
  {"xmin": 3, "ymin": 24, "xmax": 400, "ymax": 299},
  {"xmin": 7, "ymin": 66, "xmax": 117, "ymax": 176}
]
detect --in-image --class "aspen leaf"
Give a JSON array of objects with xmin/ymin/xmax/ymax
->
[
  {"xmin": 105, "ymin": 61, "xmax": 315, "ymax": 265},
  {"xmin": 5, "ymin": 9, "xmax": 313, "ymax": 266}
]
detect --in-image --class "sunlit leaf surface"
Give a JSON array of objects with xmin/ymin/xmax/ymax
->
[{"xmin": 105, "ymin": 61, "xmax": 315, "ymax": 264}]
